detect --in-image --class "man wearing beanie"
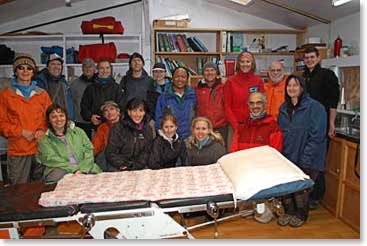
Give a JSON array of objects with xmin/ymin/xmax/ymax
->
[
  {"xmin": 36, "ymin": 53, "xmax": 75, "ymax": 120},
  {"xmin": 196, "ymin": 62, "xmax": 229, "ymax": 148},
  {"xmin": 0, "ymin": 54, "xmax": 52, "ymax": 184},
  {"xmin": 119, "ymin": 52, "xmax": 154, "ymax": 114}
]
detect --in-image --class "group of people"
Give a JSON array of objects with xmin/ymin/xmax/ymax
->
[{"xmin": 0, "ymin": 46, "xmax": 339, "ymax": 228}]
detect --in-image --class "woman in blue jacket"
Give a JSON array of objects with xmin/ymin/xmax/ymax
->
[{"xmin": 277, "ymin": 74, "xmax": 327, "ymax": 227}]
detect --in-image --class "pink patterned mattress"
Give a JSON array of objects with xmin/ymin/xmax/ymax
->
[{"xmin": 39, "ymin": 164, "xmax": 234, "ymax": 207}]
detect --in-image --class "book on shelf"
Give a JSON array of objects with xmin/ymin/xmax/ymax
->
[
  {"xmin": 157, "ymin": 56, "xmax": 198, "ymax": 76},
  {"xmin": 162, "ymin": 34, "xmax": 171, "ymax": 52},
  {"xmin": 181, "ymin": 34, "xmax": 193, "ymax": 52},
  {"xmin": 196, "ymin": 57, "xmax": 203, "ymax": 75},
  {"xmin": 232, "ymin": 33, "xmax": 244, "ymax": 52},
  {"xmin": 222, "ymin": 31, "xmax": 227, "ymax": 52},
  {"xmin": 224, "ymin": 59, "xmax": 236, "ymax": 77},
  {"xmin": 193, "ymin": 36, "xmax": 208, "ymax": 52},
  {"xmin": 176, "ymin": 34, "xmax": 187, "ymax": 52},
  {"xmin": 186, "ymin": 37, "xmax": 202, "ymax": 52}
]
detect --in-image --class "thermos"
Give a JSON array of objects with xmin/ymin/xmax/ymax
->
[{"xmin": 334, "ymin": 35, "xmax": 342, "ymax": 57}]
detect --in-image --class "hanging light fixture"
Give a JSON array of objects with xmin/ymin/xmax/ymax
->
[
  {"xmin": 331, "ymin": 0, "xmax": 353, "ymax": 7},
  {"xmin": 229, "ymin": 0, "xmax": 253, "ymax": 6}
]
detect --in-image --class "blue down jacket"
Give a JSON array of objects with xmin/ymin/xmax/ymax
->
[{"xmin": 277, "ymin": 95, "xmax": 327, "ymax": 171}]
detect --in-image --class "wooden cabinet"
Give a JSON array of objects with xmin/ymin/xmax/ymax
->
[{"xmin": 322, "ymin": 137, "xmax": 360, "ymax": 231}]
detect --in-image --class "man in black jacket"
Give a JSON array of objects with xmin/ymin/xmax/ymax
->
[{"xmin": 303, "ymin": 47, "xmax": 340, "ymax": 210}]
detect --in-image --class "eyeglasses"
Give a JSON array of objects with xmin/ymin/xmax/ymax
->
[
  {"xmin": 17, "ymin": 66, "xmax": 33, "ymax": 71},
  {"xmin": 270, "ymin": 69, "xmax": 282, "ymax": 73}
]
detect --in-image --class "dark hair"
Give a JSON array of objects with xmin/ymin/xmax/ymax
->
[
  {"xmin": 304, "ymin": 46, "xmax": 320, "ymax": 57},
  {"xmin": 172, "ymin": 67, "xmax": 189, "ymax": 78},
  {"xmin": 46, "ymin": 104, "xmax": 69, "ymax": 136},
  {"xmin": 126, "ymin": 98, "xmax": 147, "ymax": 112},
  {"xmin": 129, "ymin": 52, "xmax": 145, "ymax": 66},
  {"xmin": 284, "ymin": 74, "xmax": 307, "ymax": 115}
]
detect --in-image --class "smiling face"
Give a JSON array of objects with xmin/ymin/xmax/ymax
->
[
  {"xmin": 162, "ymin": 119, "xmax": 178, "ymax": 138},
  {"xmin": 238, "ymin": 53, "xmax": 254, "ymax": 73},
  {"xmin": 304, "ymin": 51, "xmax": 321, "ymax": 71},
  {"xmin": 103, "ymin": 105, "xmax": 120, "ymax": 123},
  {"xmin": 172, "ymin": 68, "xmax": 188, "ymax": 91},
  {"xmin": 248, "ymin": 93, "xmax": 266, "ymax": 117},
  {"xmin": 15, "ymin": 65, "xmax": 34, "ymax": 84},
  {"xmin": 131, "ymin": 57, "xmax": 144, "ymax": 73},
  {"xmin": 203, "ymin": 67, "xmax": 217, "ymax": 83},
  {"xmin": 128, "ymin": 106, "xmax": 145, "ymax": 124},
  {"xmin": 97, "ymin": 61, "xmax": 112, "ymax": 78},
  {"xmin": 193, "ymin": 120, "xmax": 210, "ymax": 142},
  {"xmin": 153, "ymin": 69, "xmax": 166, "ymax": 82},
  {"xmin": 286, "ymin": 78, "xmax": 303, "ymax": 99},
  {"xmin": 49, "ymin": 109, "xmax": 67, "ymax": 133},
  {"xmin": 268, "ymin": 61, "xmax": 284, "ymax": 84},
  {"xmin": 82, "ymin": 64, "xmax": 96, "ymax": 79},
  {"xmin": 48, "ymin": 60, "xmax": 63, "ymax": 77}
]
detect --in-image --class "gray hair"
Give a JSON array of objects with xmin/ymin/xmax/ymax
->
[{"xmin": 248, "ymin": 92, "xmax": 267, "ymax": 105}]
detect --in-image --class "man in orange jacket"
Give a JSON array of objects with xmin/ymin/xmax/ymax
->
[
  {"xmin": 92, "ymin": 100, "xmax": 121, "ymax": 171},
  {"xmin": 264, "ymin": 60, "xmax": 288, "ymax": 120}
]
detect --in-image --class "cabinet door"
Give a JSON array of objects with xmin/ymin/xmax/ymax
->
[
  {"xmin": 339, "ymin": 141, "xmax": 360, "ymax": 231},
  {"xmin": 322, "ymin": 137, "xmax": 344, "ymax": 214}
]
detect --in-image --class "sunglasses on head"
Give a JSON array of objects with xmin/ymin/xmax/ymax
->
[{"xmin": 17, "ymin": 65, "xmax": 33, "ymax": 71}]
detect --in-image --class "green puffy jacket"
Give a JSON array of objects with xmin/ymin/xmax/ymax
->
[{"xmin": 37, "ymin": 122, "xmax": 102, "ymax": 175}]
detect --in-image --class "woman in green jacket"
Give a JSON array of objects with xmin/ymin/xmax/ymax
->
[{"xmin": 37, "ymin": 104, "xmax": 101, "ymax": 182}]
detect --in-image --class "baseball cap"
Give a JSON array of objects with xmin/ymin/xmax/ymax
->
[
  {"xmin": 100, "ymin": 100, "xmax": 120, "ymax": 111},
  {"xmin": 152, "ymin": 62, "xmax": 166, "ymax": 71},
  {"xmin": 47, "ymin": 53, "xmax": 63, "ymax": 66}
]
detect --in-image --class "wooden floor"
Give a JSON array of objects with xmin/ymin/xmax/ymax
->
[{"xmin": 189, "ymin": 206, "xmax": 360, "ymax": 239}]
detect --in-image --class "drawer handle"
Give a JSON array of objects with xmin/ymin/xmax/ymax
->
[{"xmin": 336, "ymin": 168, "xmax": 340, "ymax": 174}]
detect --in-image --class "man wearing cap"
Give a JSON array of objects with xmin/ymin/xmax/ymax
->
[
  {"xmin": 264, "ymin": 60, "xmax": 288, "ymax": 119},
  {"xmin": 119, "ymin": 52, "xmax": 154, "ymax": 113},
  {"xmin": 92, "ymin": 100, "xmax": 121, "ymax": 171},
  {"xmin": 70, "ymin": 58, "xmax": 97, "ymax": 139},
  {"xmin": 0, "ymin": 54, "xmax": 52, "ymax": 184},
  {"xmin": 146, "ymin": 62, "xmax": 171, "ymax": 121},
  {"xmin": 196, "ymin": 62, "xmax": 229, "ymax": 148},
  {"xmin": 36, "ymin": 53, "xmax": 75, "ymax": 120}
]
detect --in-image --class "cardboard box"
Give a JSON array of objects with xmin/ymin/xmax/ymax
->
[{"xmin": 153, "ymin": 19, "xmax": 189, "ymax": 28}]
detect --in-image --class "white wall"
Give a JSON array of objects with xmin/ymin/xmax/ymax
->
[
  {"xmin": 307, "ymin": 12, "xmax": 360, "ymax": 55},
  {"xmin": 149, "ymin": 0, "xmax": 293, "ymax": 29},
  {"xmin": 0, "ymin": 0, "xmax": 142, "ymax": 35}
]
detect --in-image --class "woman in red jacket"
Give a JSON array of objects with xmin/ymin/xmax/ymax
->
[{"xmin": 223, "ymin": 52, "xmax": 264, "ymax": 132}]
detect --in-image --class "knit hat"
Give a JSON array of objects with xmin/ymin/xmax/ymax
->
[
  {"xmin": 100, "ymin": 100, "xmax": 120, "ymax": 112},
  {"xmin": 13, "ymin": 53, "xmax": 36, "ymax": 72},
  {"xmin": 152, "ymin": 62, "xmax": 166, "ymax": 71},
  {"xmin": 47, "ymin": 53, "xmax": 63, "ymax": 66},
  {"xmin": 129, "ymin": 52, "xmax": 145, "ymax": 66},
  {"xmin": 203, "ymin": 62, "xmax": 218, "ymax": 72},
  {"xmin": 82, "ymin": 58, "xmax": 95, "ymax": 67}
]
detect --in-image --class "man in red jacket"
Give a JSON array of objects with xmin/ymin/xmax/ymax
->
[
  {"xmin": 230, "ymin": 92, "xmax": 282, "ymax": 152},
  {"xmin": 196, "ymin": 62, "xmax": 229, "ymax": 148}
]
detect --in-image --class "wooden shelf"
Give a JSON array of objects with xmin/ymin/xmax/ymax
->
[
  {"xmin": 155, "ymin": 52, "xmax": 220, "ymax": 55},
  {"xmin": 222, "ymin": 52, "xmax": 294, "ymax": 56}
]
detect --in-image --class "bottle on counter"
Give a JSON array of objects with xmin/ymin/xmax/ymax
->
[{"xmin": 334, "ymin": 35, "xmax": 342, "ymax": 57}]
